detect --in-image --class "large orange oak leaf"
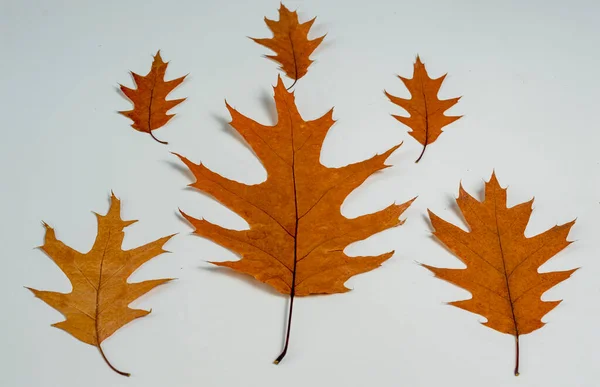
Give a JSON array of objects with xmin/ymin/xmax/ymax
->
[
  {"xmin": 424, "ymin": 172, "xmax": 577, "ymax": 376},
  {"xmin": 251, "ymin": 4, "xmax": 325, "ymax": 89},
  {"xmin": 385, "ymin": 56, "xmax": 461, "ymax": 162},
  {"xmin": 28, "ymin": 193, "xmax": 174, "ymax": 377},
  {"xmin": 176, "ymin": 76, "xmax": 414, "ymax": 363},
  {"xmin": 119, "ymin": 50, "xmax": 186, "ymax": 144}
]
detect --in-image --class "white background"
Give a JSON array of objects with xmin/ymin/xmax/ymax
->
[{"xmin": 1, "ymin": 0, "xmax": 599, "ymax": 386}]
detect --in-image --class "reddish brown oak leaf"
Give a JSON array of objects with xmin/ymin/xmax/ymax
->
[
  {"xmin": 251, "ymin": 4, "xmax": 325, "ymax": 88},
  {"xmin": 28, "ymin": 193, "xmax": 174, "ymax": 376},
  {"xmin": 176, "ymin": 76, "xmax": 414, "ymax": 363},
  {"xmin": 119, "ymin": 50, "xmax": 186, "ymax": 144},
  {"xmin": 425, "ymin": 172, "xmax": 577, "ymax": 375},
  {"xmin": 385, "ymin": 56, "xmax": 461, "ymax": 162}
]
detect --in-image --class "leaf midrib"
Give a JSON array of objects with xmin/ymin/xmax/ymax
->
[
  {"xmin": 94, "ymin": 230, "xmax": 111, "ymax": 344},
  {"xmin": 493, "ymin": 187, "xmax": 520, "ymax": 337}
]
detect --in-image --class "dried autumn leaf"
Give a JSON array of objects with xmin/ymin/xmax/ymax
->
[
  {"xmin": 251, "ymin": 3, "xmax": 325, "ymax": 88},
  {"xmin": 176, "ymin": 76, "xmax": 414, "ymax": 363},
  {"xmin": 384, "ymin": 56, "xmax": 461, "ymax": 162},
  {"xmin": 119, "ymin": 50, "xmax": 186, "ymax": 144},
  {"xmin": 28, "ymin": 193, "xmax": 174, "ymax": 376},
  {"xmin": 424, "ymin": 172, "xmax": 576, "ymax": 375}
]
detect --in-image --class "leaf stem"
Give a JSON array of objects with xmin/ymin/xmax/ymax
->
[
  {"xmin": 149, "ymin": 130, "xmax": 168, "ymax": 145},
  {"xmin": 286, "ymin": 78, "xmax": 298, "ymax": 91},
  {"xmin": 415, "ymin": 143, "xmax": 426, "ymax": 163},
  {"xmin": 274, "ymin": 288, "xmax": 296, "ymax": 364},
  {"xmin": 514, "ymin": 334, "xmax": 520, "ymax": 376},
  {"xmin": 97, "ymin": 344, "xmax": 130, "ymax": 377}
]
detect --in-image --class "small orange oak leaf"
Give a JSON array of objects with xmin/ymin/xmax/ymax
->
[
  {"xmin": 384, "ymin": 56, "xmax": 461, "ymax": 163},
  {"xmin": 424, "ymin": 172, "xmax": 576, "ymax": 376},
  {"xmin": 176, "ymin": 76, "xmax": 415, "ymax": 364},
  {"xmin": 251, "ymin": 3, "xmax": 325, "ymax": 89},
  {"xmin": 119, "ymin": 50, "xmax": 186, "ymax": 144},
  {"xmin": 27, "ymin": 193, "xmax": 174, "ymax": 377}
]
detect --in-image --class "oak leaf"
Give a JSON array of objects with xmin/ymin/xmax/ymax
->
[
  {"xmin": 424, "ymin": 172, "xmax": 576, "ymax": 375},
  {"xmin": 385, "ymin": 56, "xmax": 461, "ymax": 162},
  {"xmin": 176, "ymin": 76, "xmax": 414, "ymax": 363},
  {"xmin": 28, "ymin": 193, "xmax": 174, "ymax": 377},
  {"xmin": 251, "ymin": 4, "xmax": 325, "ymax": 89},
  {"xmin": 119, "ymin": 50, "xmax": 186, "ymax": 144}
]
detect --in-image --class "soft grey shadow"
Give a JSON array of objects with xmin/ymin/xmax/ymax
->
[
  {"xmin": 173, "ymin": 185, "xmax": 231, "ymax": 226},
  {"xmin": 426, "ymin": 232, "xmax": 451, "ymax": 257},
  {"xmin": 200, "ymin": 266, "xmax": 284, "ymax": 298},
  {"xmin": 115, "ymin": 70, "xmax": 143, "ymax": 103},
  {"xmin": 474, "ymin": 182, "xmax": 486, "ymax": 202},
  {"xmin": 163, "ymin": 159, "xmax": 233, "ymax": 229},
  {"xmin": 422, "ymin": 213, "xmax": 435, "ymax": 233},
  {"xmin": 445, "ymin": 193, "xmax": 466, "ymax": 227},
  {"xmin": 164, "ymin": 159, "xmax": 195, "ymax": 182},
  {"xmin": 114, "ymin": 85, "xmax": 131, "ymax": 105},
  {"xmin": 295, "ymin": 8, "xmax": 329, "ymax": 37},
  {"xmin": 174, "ymin": 209, "xmax": 192, "ymax": 229},
  {"xmin": 259, "ymin": 88, "xmax": 278, "ymax": 124},
  {"xmin": 210, "ymin": 112, "xmax": 264, "ymax": 165},
  {"xmin": 313, "ymin": 37, "xmax": 335, "ymax": 55},
  {"xmin": 210, "ymin": 112, "xmax": 252, "ymax": 150},
  {"xmin": 422, "ymin": 193, "xmax": 469, "ymax": 262}
]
